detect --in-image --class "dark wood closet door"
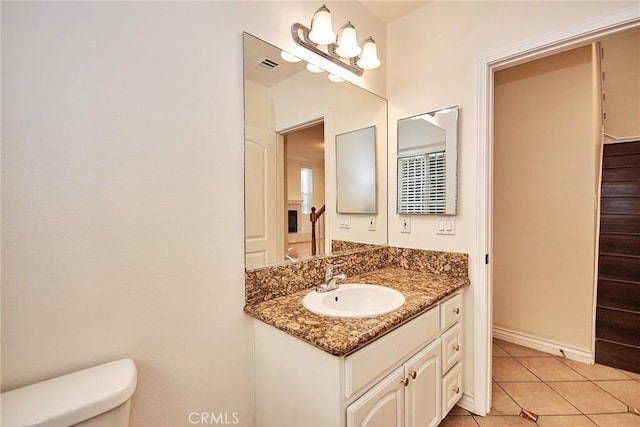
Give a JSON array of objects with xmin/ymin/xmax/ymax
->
[{"xmin": 596, "ymin": 140, "xmax": 640, "ymax": 373}]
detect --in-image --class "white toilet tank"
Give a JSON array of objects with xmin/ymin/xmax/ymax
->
[{"xmin": 1, "ymin": 359, "xmax": 137, "ymax": 427}]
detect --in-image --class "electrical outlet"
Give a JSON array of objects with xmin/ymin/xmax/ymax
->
[
  {"xmin": 401, "ymin": 216, "xmax": 411, "ymax": 233},
  {"xmin": 368, "ymin": 216, "xmax": 376, "ymax": 231},
  {"xmin": 340, "ymin": 215, "xmax": 351, "ymax": 229}
]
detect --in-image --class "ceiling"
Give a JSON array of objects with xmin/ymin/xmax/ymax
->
[
  {"xmin": 243, "ymin": 33, "xmax": 306, "ymax": 88},
  {"xmin": 359, "ymin": 1, "xmax": 429, "ymax": 23}
]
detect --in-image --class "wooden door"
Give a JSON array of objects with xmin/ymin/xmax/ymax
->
[{"xmin": 596, "ymin": 140, "xmax": 640, "ymax": 373}]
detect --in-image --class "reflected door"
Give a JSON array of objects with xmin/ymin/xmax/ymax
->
[{"xmin": 245, "ymin": 126, "xmax": 279, "ymax": 267}]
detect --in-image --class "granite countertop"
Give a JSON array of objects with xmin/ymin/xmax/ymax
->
[{"xmin": 243, "ymin": 267, "xmax": 470, "ymax": 357}]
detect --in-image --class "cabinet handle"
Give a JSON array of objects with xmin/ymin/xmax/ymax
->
[
  {"xmin": 452, "ymin": 386, "xmax": 460, "ymax": 394},
  {"xmin": 453, "ymin": 344, "xmax": 460, "ymax": 352},
  {"xmin": 400, "ymin": 377, "xmax": 409, "ymax": 387},
  {"xmin": 409, "ymin": 370, "xmax": 417, "ymax": 379},
  {"xmin": 453, "ymin": 307, "xmax": 460, "ymax": 315}
]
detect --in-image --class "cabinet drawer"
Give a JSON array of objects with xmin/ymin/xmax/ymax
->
[
  {"xmin": 440, "ymin": 292, "xmax": 462, "ymax": 331},
  {"xmin": 441, "ymin": 362, "xmax": 463, "ymax": 416},
  {"xmin": 441, "ymin": 322, "xmax": 462, "ymax": 374},
  {"xmin": 345, "ymin": 306, "xmax": 440, "ymax": 399}
]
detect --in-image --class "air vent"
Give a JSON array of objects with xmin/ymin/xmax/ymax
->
[{"xmin": 257, "ymin": 57, "xmax": 280, "ymax": 70}]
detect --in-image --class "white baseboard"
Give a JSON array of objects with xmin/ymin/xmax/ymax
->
[
  {"xmin": 456, "ymin": 391, "xmax": 476, "ymax": 415},
  {"xmin": 493, "ymin": 326, "xmax": 594, "ymax": 364}
]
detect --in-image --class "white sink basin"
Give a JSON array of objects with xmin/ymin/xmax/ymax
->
[{"xmin": 302, "ymin": 284, "xmax": 405, "ymax": 318}]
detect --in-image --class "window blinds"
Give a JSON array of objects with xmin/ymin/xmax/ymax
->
[{"xmin": 398, "ymin": 151, "xmax": 446, "ymax": 214}]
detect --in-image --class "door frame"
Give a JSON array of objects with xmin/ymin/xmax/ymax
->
[{"xmin": 474, "ymin": 6, "xmax": 640, "ymax": 416}]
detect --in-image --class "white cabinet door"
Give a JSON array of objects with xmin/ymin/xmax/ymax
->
[
  {"xmin": 347, "ymin": 367, "xmax": 405, "ymax": 427},
  {"xmin": 404, "ymin": 339, "xmax": 441, "ymax": 427}
]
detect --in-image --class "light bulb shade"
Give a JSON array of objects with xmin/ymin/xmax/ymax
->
[
  {"xmin": 280, "ymin": 50, "xmax": 301, "ymax": 63},
  {"xmin": 308, "ymin": 5, "xmax": 336, "ymax": 45},
  {"xmin": 306, "ymin": 63, "xmax": 325, "ymax": 73},
  {"xmin": 335, "ymin": 22, "xmax": 361, "ymax": 58},
  {"xmin": 356, "ymin": 37, "xmax": 381, "ymax": 70},
  {"xmin": 328, "ymin": 74, "xmax": 344, "ymax": 82}
]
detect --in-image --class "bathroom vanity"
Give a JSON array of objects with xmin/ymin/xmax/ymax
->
[{"xmin": 246, "ymin": 265, "xmax": 467, "ymax": 427}]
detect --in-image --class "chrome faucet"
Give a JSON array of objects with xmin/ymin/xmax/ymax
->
[{"xmin": 316, "ymin": 265, "xmax": 347, "ymax": 293}]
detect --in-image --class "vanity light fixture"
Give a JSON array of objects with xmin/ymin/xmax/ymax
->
[
  {"xmin": 307, "ymin": 63, "xmax": 325, "ymax": 73},
  {"xmin": 290, "ymin": 4, "xmax": 381, "ymax": 77},
  {"xmin": 308, "ymin": 4, "xmax": 335, "ymax": 45},
  {"xmin": 280, "ymin": 50, "xmax": 301, "ymax": 63}
]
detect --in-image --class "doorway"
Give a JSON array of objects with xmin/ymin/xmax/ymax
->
[
  {"xmin": 281, "ymin": 122, "xmax": 326, "ymax": 260},
  {"xmin": 492, "ymin": 29, "xmax": 640, "ymax": 368},
  {"xmin": 492, "ymin": 44, "xmax": 599, "ymax": 361},
  {"xmin": 475, "ymin": 8, "xmax": 640, "ymax": 416}
]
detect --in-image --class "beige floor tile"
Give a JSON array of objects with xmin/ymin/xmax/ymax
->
[
  {"xmin": 449, "ymin": 405, "xmax": 474, "ymax": 416},
  {"xmin": 440, "ymin": 415, "xmax": 481, "ymax": 427},
  {"xmin": 518, "ymin": 357, "xmax": 586, "ymax": 382},
  {"xmin": 617, "ymin": 369, "xmax": 640, "ymax": 380},
  {"xmin": 587, "ymin": 413, "xmax": 640, "ymax": 427},
  {"xmin": 493, "ymin": 341, "xmax": 510, "ymax": 357},
  {"xmin": 492, "ymin": 358, "xmax": 539, "ymax": 382},
  {"xmin": 558, "ymin": 359, "xmax": 630, "ymax": 380},
  {"xmin": 494, "ymin": 340, "xmax": 553, "ymax": 357},
  {"xmin": 537, "ymin": 415, "xmax": 598, "ymax": 426},
  {"xmin": 490, "ymin": 382, "xmax": 521, "ymax": 415},
  {"xmin": 472, "ymin": 415, "xmax": 535, "ymax": 426},
  {"xmin": 498, "ymin": 382, "xmax": 580, "ymax": 415},
  {"xmin": 595, "ymin": 380, "xmax": 640, "ymax": 409},
  {"xmin": 547, "ymin": 381, "xmax": 628, "ymax": 414}
]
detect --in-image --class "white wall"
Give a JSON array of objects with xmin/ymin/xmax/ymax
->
[
  {"xmin": 245, "ymin": 80, "xmax": 271, "ymax": 130},
  {"xmin": 387, "ymin": 0, "xmax": 637, "ymax": 413},
  {"xmin": 1, "ymin": 2, "xmax": 385, "ymax": 426}
]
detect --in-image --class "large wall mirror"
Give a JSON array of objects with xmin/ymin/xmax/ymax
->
[
  {"xmin": 243, "ymin": 33, "xmax": 388, "ymax": 268},
  {"xmin": 397, "ymin": 107, "xmax": 458, "ymax": 215}
]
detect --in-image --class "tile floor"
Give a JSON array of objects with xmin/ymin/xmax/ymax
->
[{"xmin": 441, "ymin": 339, "xmax": 640, "ymax": 427}]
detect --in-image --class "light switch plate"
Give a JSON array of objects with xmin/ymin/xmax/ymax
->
[
  {"xmin": 340, "ymin": 215, "xmax": 351, "ymax": 229},
  {"xmin": 437, "ymin": 217, "xmax": 455, "ymax": 235}
]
